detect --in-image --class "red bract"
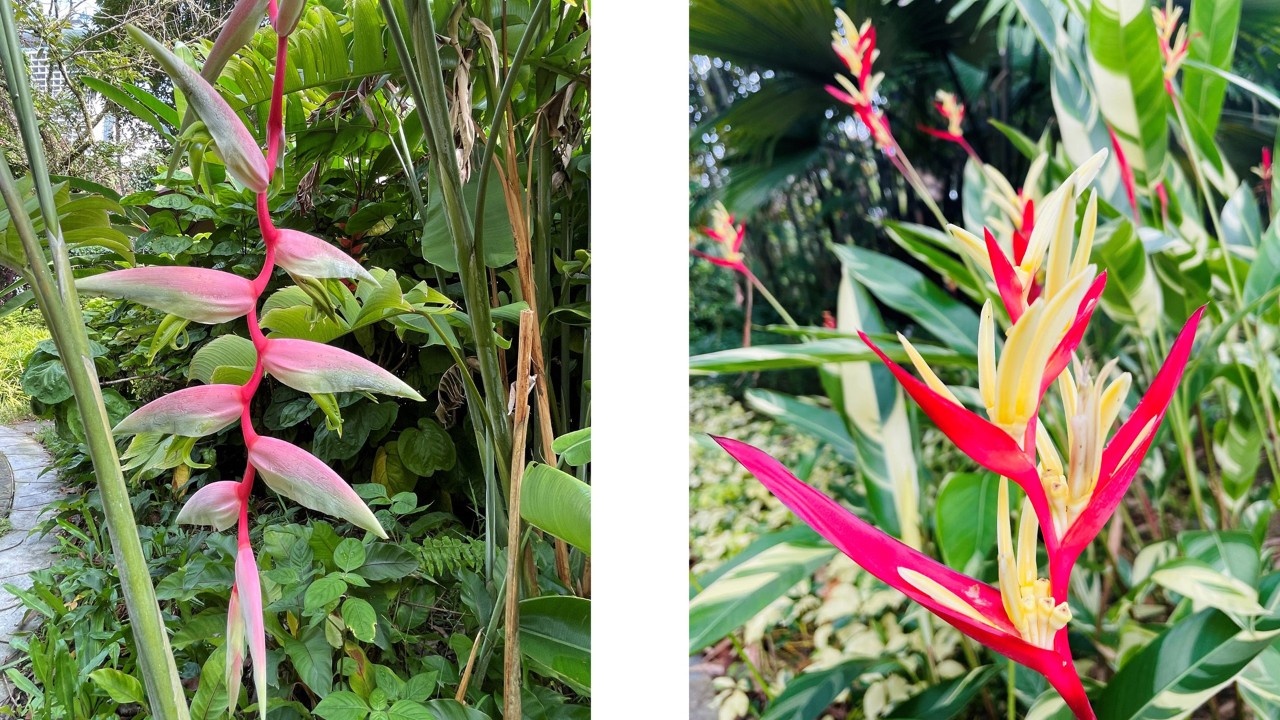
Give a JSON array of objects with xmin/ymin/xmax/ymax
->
[
  {"xmin": 691, "ymin": 202, "xmax": 749, "ymax": 275},
  {"xmin": 115, "ymin": 11, "xmax": 421, "ymax": 713},
  {"xmin": 1107, "ymin": 125, "xmax": 1140, "ymax": 222},
  {"xmin": 715, "ymin": 163, "xmax": 1206, "ymax": 718}
]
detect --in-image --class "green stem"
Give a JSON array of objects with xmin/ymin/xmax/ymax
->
[
  {"xmin": 746, "ymin": 271, "xmax": 797, "ymax": 329},
  {"xmin": 0, "ymin": 4, "xmax": 188, "ymax": 716},
  {"xmin": 395, "ymin": 0, "xmax": 512, "ymax": 486},
  {"xmin": 1007, "ymin": 661, "xmax": 1016, "ymax": 720}
]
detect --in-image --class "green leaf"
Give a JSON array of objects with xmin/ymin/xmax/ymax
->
[
  {"xmin": 387, "ymin": 700, "xmax": 435, "ymax": 720},
  {"xmin": 1151, "ymin": 559, "xmax": 1267, "ymax": 616},
  {"xmin": 305, "ymin": 575, "xmax": 348, "ymax": 614},
  {"xmin": 1092, "ymin": 218, "xmax": 1162, "ymax": 335},
  {"xmin": 520, "ymin": 462, "xmax": 591, "ymax": 554},
  {"xmin": 21, "ymin": 357, "xmax": 72, "ymax": 404},
  {"xmin": 760, "ymin": 659, "xmax": 877, "ymax": 720},
  {"xmin": 398, "ymin": 420, "xmax": 457, "ymax": 476},
  {"xmin": 421, "ymin": 168, "xmax": 515, "ymax": 271},
  {"xmin": 1087, "ymin": 0, "xmax": 1170, "ymax": 189},
  {"xmin": 1183, "ymin": 0, "xmax": 1242, "ymax": 137},
  {"xmin": 831, "ymin": 244, "xmax": 980, "ymax": 354},
  {"xmin": 1096, "ymin": 575, "xmax": 1280, "ymax": 719},
  {"xmin": 283, "ymin": 624, "xmax": 334, "ymax": 696},
  {"xmin": 552, "ymin": 427, "xmax": 591, "ymax": 466},
  {"xmin": 88, "ymin": 668, "xmax": 148, "ymax": 707},
  {"xmin": 743, "ymin": 390, "xmax": 857, "ymax": 465},
  {"xmin": 887, "ymin": 665, "xmax": 999, "ymax": 719},
  {"xmin": 342, "ymin": 597, "xmax": 379, "ymax": 643},
  {"xmin": 422, "ymin": 699, "xmax": 491, "ymax": 720},
  {"xmin": 935, "ymin": 473, "xmax": 1002, "ymax": 576},
  {"xmin": 519, "ymin": 596, "xmax": 591, "ymax": 696},
  {"xmin": 189, "ymin": 334, "xmax": 257, "ymax": 383},
  {"xmin": 314, "ymin": 690, "xmax": 372, "ymax": 720},
  {"xmin": 1246, "ymin": 223, "xmax": 1280, "ymax": 306},
  {"xmin": 690, "ymin": 338, "xmax": 969, "ymax": 375},
  {"xmin": 689, "ymin": 539, "xmax": 835, "ymax": 653},
  {"xmin": 358, "ymin": 543, "xmax": 417, "ymax": 581},
  {"xmin": 188, "ymin": 647, "xmax": 228, "ymax": 720},
  {"xmin": 333, "ymin": 538, "xmax": 367, "ymax": 572}
]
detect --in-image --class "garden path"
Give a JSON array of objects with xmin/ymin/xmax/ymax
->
[{"xmin": 0, "ymin": 421, "xmax": 60, "ymax": 662}]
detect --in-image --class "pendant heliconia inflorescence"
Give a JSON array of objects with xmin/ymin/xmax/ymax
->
[{"xmin": 82, "ymin": 1, "xmax": 423, "ymax": 714}]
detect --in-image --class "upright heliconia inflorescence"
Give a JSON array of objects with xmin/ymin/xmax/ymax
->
[
  {"xmin": 84, "ymin": 2, "xmax": 423, "ymax": 715},
  {"xmin": 716, "ymin": 144, "xmax": 1205, "ymax": 720},
  {"xmin": 690, "ymin": 201, "xmax": 749, "ymax": 275}
]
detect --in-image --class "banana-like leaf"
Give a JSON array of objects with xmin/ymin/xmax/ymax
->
[
  {"xmin": 1091, "ymin": 218, "xmax": 1163, "ymax": 335},
  {"xmin": 689, "ymin": 538, "xmax": 834, "ymax": 653},
  {"xmin": 832, "ymin": 244, "xmax": 981, "ymax": 355},
  {"xmin": 829, "ymin": 270, "xmax": 921, "ymax": 545},
  {"xmin": 887, "ymin": 665, "xmax": 999, "ymax": 719},
  {"xmin": 519, "ymin": 596, "xmax": 590, "ymax": 696},
  {"xmin": 1183, "ymin": 0, "xmax": 1242, "ymax": 138},
  {"xmin": 760, "ymin": 659, "xmax": 885, "ymax": 720},
  {"xmin": 1096, "ymin": 573, "xmax": 1280, "ymax": 720},
  {"xmin": 520, "ymin": 463, "xmax": 590, "ymax": 555},
  {"xmin": 1087, "ymin": 0, "xmax": 1170, "ymax": 190},
  {"xmin": 690, "ymin": 337, "xmax": 971, "ymax": 375},
  {"xmin": 934, "ymin": 472, "xmax": 1002, "ymax": 576}
]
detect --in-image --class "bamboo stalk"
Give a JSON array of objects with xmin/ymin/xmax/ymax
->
[
  {"xmin": 504, "ymin": 310, "xmax": 536, "ymax": 718},
  {"xmin": 0, "ymin": 4, "xmax": 189, "ymax": 716}
]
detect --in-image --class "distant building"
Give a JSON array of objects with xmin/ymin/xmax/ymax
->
[{"xmin": 22, "ymin": 44, "xmax": 67, "ymax": 94}]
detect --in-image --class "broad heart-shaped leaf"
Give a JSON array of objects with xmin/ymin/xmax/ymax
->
[
  {"xmin": 261, "ymin": 338, "xmax": 424, "ymax": 401},
  {"xmin": 831, "ymin": 244, "xmax": 980, "ymax": 354},
  {"xmin": 886, "ymin": 664, "xmax": 999, "ymax": 719},
  {"xmin": 126, "ymin": 26, "xmax": 268, "ymax": 192},
  {"xmin": 312, "ymin": 690, "xmax": 371, "ymax": 720},
  {"xmin": 275, "ymin": 229, "xmax": 375, "ymax": 282},
  {"xmin": 520, "ymin": 463, "xmax": 591, "ymax": 555},
  {"xmin": 282, "ymin": 624, "xmax": 332, "ymax": 697},
  {"xmin": 519, "ymin": 596, "xmax": 590, "ymax": 696},
  {"xmin": 175, "ymin": 481, "xmax": 242, "ymax": 531},
  {"xmin": 689, "ymin": 537, "xmax": 835, "ymax": 653},
  {"xmin": 1096, "ymin": 573, "xmax": 1280, "ymax": 720},
  {"xmin": 77, "ymin": 267, "xmax": 256, "ymax": 324},
  {"xmin": 690, "ymin": 337, "xmax": 970, "ymax": 375},
  {"xmin": 1087, "ymin": 0, "xmax": 1169, "ymax": 191},
  {"xmin": 760, "ymin": 659, "xmax": 884, "ymax": 720},
  {"xmin": 248, "ymin": 436, "xmax": 388, "ymax": 538},
  {"xmin": 397, "ymin": 420, "xmax": 456, "ymax": 476},
  {"xmin": 113, "ymin": 384, "xmax": 243, "ymax": 437}
]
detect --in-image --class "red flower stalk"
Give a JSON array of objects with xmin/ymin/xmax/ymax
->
[
  {"xmin": 920, "ymin": 90, "xmax": 980, "ymax": 163},
  {"xmin": 826, "ymin": 9, "xmax": 894, "ymax": 150},
  {"xmin": 1107, "ymin": 125, "xmax": 1141, "ymax": 223},
  {"xmin": 97, "ymin": 9, "xmax": 424, "ymax": 715},
  {"xmin": 1152, "ymin": 0, "xmax": 1195, "ymax": 97},
  {"xmin": 715, "ymin": 165, "xmax": 1206, "ymax": 719},
  {"xmin": 691, "ymin": 202, "xmax": 749, "ymax": 276}
]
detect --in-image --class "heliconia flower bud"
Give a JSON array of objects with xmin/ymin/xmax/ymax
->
[
  {"xmin": 225, "ymin": 585, "xmax": 245, "ymax": 716},
  {"xmin": 126, "ymin": 26, "xmax": 269, "ymax": 193},
  {"xmin": 175, "ymin": 481, "xmax": 243, "ymax": 530},
  {"xmin": 114, "ymin": 384, "xmax": 244, "ymax": 437},
  {"xmin": 77, "ymin": 267, "xmax": 256, "ymax": 324},
  {"xmin": 234, "ymin": 543, "xmax": 268, "ymax": 720},
  {"xmin": 275, "ymin": 229, "xmax": 375, "ymax": 282},
  {"xmin": 261, "ymin": 338, "xmax": 425, "ymax": 401},
  {"xmin": 274, "ymin": 0, "xmax": 307, "ymax": 36},
  {"xmin": 248, "ymin": 436, "xmax": 388, "ymax": 538},
  {"xmin": 202, "ymin": 0, "xmax": 271, "ymax": 82}
]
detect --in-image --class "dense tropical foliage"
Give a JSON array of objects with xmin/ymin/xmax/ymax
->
[
  {"xmin": 0, "ymin": 0, "xmax": 590, "ymax": 717},
  {"xmin": 689, "ymin": 0, "xmax": 1280, "ymax": 718}
]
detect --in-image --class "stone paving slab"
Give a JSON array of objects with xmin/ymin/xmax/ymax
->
[{"xmin": 0, "ymin": 423, "xmax": 60, "ymax": 664}]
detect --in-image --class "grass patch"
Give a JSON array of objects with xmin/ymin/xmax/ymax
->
[{"xmin": 0, "ymin": 310, "xmax": 49, "ymax": 424}]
